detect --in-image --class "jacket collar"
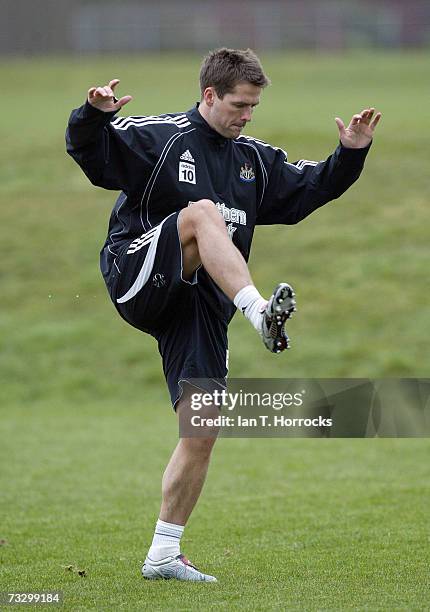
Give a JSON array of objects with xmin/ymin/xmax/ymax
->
[{"xmin": 187, "ymin": 103, "xmax": 229, "ymax": 146}]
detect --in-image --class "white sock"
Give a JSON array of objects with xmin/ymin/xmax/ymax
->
[
  {"xmin": 147, "ymin": 519, "xmax": 184, "ymax": 561},
  {"xmin": 233, "ymin": 285, "xmax": 267, "ymax": 333}
]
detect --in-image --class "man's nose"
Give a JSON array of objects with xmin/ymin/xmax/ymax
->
[{"xmin": 241, "ymin": 108, "xmax": 252, "ymax": 122}]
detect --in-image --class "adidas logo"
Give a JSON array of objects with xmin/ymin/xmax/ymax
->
[{"xmin": 180, "ymin": 149, "xmax": 195, "ymax": 163}]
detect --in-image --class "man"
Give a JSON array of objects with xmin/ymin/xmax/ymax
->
[{"xmin": 66, "ymin": 47, "xmax": 381, "ymax": 582}]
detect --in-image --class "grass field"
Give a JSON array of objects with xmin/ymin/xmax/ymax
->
[{"xmin": 1, "ymin": 51, "xmax": 429, "ymax": 610}]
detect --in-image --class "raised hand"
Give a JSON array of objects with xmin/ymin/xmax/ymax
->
[
  {"xmin": 335, "ymin": 108, "xmax": 381, "ymax": 149},
  {"xmin": 87, "ymin": 79, "xmax": 132, "ymax": 113}
]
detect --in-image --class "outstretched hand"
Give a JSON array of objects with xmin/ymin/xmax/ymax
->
[
  {"xmin": 335, "ymin": 108, "xmax": 382, "ymax": 149},
  {"xmin": 87, "ymin": 79, "xmax": 132, "ymax": 113}
]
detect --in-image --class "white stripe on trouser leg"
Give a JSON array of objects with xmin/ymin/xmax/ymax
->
[{"xmin": 117, "ymin": 223, "xmax": 163, "ymax": 304}]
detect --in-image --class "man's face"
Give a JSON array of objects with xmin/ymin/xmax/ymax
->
[{"xmin": 205, "ymin": 82, "xmax": 262, "ymax": 139}]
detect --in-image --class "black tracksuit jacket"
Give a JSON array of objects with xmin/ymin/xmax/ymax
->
[{"xmin": 66, "ymin": 101, "xmax": 371, "ymax": 322}]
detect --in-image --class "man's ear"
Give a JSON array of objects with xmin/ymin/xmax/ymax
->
[{"xmin": 203, "ymin": 87, "xmax": 216, "ymax": 107}]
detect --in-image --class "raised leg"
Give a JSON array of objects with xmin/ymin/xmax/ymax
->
[{"xmin": 178, "ymin": 199, "xmax": 253, "ymax": 299}]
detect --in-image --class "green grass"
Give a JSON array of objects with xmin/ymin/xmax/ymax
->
[
  {"xmin": 1, "ymin": 405, "xmax": 429, "ymax": 610},
  {"xmin": 1, "ymin": 52, "xmax": 430, "ymax": 610}
]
